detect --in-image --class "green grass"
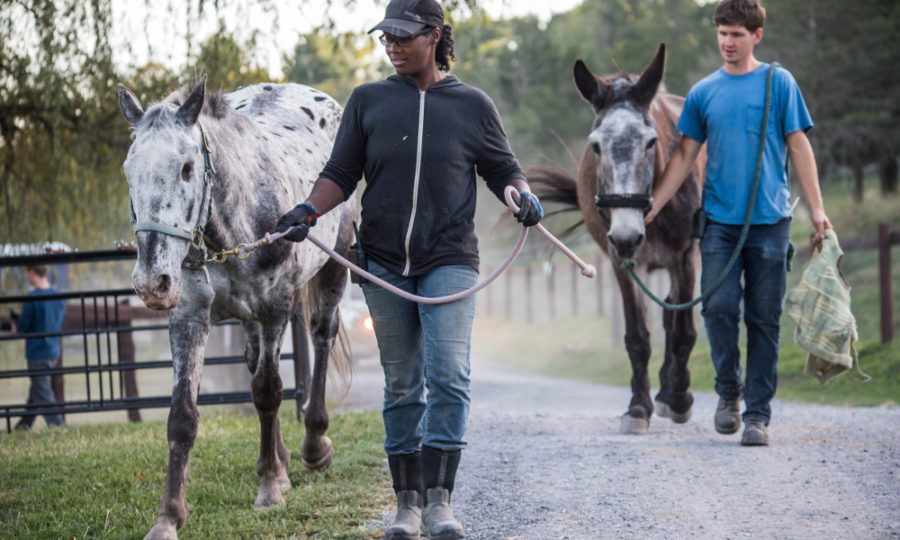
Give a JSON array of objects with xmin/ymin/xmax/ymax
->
[
  {"xmin": 0, "ymin": 406, "xmax": 391, "ymax": 539},
  {"xmin": 472, "ymin": 177, "xmax": 900, "ymax": 408}
]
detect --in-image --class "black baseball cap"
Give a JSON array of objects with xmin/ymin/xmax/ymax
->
[{"xmin": 368, "ymin": 0, "xmax": 444, "ymax": 37}]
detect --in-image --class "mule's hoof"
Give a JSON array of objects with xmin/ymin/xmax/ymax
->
[
  {"xmin": 143, "ymin": 520, "xmax": 178, "ymax": 540},
  {"xmin": 301, "ymin": 437, "xmax": 334, "ymax": 472},
  {"xmin": 655, "ymin": 400, "xmax": 693, "ymax": 424},
  {"xmin": 620, "ymin": 414, "xmax": 649, "ymax": 435}
]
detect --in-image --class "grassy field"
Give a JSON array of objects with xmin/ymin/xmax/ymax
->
[
  {"xmin": 472, "ymin": 176, "xmax": 900, "ymax": 408},
  {"xmin": 0, "ymin": 406, "xmax": 391, "ymax": 539}
]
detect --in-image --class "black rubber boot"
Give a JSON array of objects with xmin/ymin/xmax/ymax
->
[
  {"xmin": 386, "ymin": 452, "xmax": 424, "ymax": 540},
  {"xmin": 422, "ymin": 446, "xmax": 465, "ymax": 540}
]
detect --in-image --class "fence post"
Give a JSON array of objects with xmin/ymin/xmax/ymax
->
[
  {"xmin": 484, "ymin": 266, "xmax": 493, "ymax": 318},
  {"xmin": 116, "ymin": 328, "xmax": 142, "ymax": 422},
  {"xmin": 525, "ymin": 266, "xmax": 533, "ymax": 323},
  {"xmin": 879, "ymin": 222, "xmax": 894, "ymax": 343},
  {"xmin": 595, "ymin": 253, "xmax": 605, "ymax": 317},
  {"xmin": 571, "ymin": 262, "xmax": 578, "ymax": 317},
  {"xmin": 505, "ymin": 267, "xmax": 512, "ymax": 322},
  {"xmin": 546, "ymin": 264, "xmax": 555, "ymax": 321}
]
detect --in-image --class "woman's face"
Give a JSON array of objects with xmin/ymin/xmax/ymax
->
[{"xmin": 383, "ymin": 28, "xmax": 438, "ymax": 78}]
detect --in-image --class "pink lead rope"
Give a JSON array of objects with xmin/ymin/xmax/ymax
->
[{"xmin": 262, "ymin": 186, "xmax": 596, "ymax": 305}]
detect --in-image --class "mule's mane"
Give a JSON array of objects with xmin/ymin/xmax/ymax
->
[{"xmin": 595, "ymin": 72, "xmax": 668, "ymax": 112}]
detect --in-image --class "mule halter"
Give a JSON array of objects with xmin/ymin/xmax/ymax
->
[
  {"xmin": 131, "ymin": 125, "xmax": 216, "ymax": 260},
  {"xmin": 594, "ymin": 193, "xmax": 653, "ymax": 216}
]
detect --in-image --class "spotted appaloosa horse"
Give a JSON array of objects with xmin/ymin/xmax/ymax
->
[
  {"xmin": 117, "ymin": 76, "xmax": 358, "ymax": 539},
  {"xmin": 530, "ymin": 44, "xmax": 706, "ymax": 434}
]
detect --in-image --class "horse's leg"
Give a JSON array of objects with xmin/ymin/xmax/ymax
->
[
  {"xmin": 250, "ymin": 318, "xmax": 292, "ymax": 509},
  {"xmin": 301, "ymin": 256, "xmax": 348, "ymax": 471},
  {"xmin": 612, "ymin": 264, "xmax": 653, "ymax": 435},
  {"xmin": 654, "ymin": 251, "xmax": 698, "ymax": 423},
  {"xmin": 145, "ymin": 294, "xmax": 212, "ymax": 540}
]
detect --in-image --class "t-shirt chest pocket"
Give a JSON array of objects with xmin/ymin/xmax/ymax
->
[{"xmin": 746, "ymin": 104, "xmax": 765, "ymax": 135}]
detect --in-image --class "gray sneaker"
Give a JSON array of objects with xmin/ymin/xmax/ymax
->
[
  {"xmin": 714, "ymin": 395, "xmax": 741, "ymax": 434},
  {"xmin": 741, "ymin": 420, "xmax": 770, "ymax": 446}
]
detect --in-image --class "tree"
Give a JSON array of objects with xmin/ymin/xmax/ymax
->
[
  {"xmin": 1, "ymin": 0, "xmax": 486, "ymax": 247},
  {"xmin": 759, "ymin": 0, "xmax": 900, "ymax": 200},
  {"xmin": 190, "ymin": 28, "xmax": 272, "ymax": 92},
  {"xmin": 1, "ymin": 0, "xmax": 129, "ymax": 246},
  {"xmin": 283, "ymin": 28, "xmax": 384, "ymax": 104}
]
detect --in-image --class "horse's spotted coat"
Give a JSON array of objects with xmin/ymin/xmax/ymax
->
[{"xmin": 118, "ymin": 77, "xmax": 357, "ymax": 540}]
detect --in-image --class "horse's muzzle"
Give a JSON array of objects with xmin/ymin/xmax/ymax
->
[{"xmin": 133, "ymin": 271, "xmax": 181, "ymax": 310}]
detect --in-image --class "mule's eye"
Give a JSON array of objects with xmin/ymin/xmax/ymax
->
[
  {"xmin": 591, "ymin": 141, "xmax": 601, "ymax": 155},
  {"xmin": 181, "ymin": 163, "xmax": 193, "ymax": 181},
  {"xmin": 646, "ymin": 138, "xmax": 658, "ymax": 151}
]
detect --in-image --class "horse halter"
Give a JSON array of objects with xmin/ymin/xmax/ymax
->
[
  {"xmin": 595, "ymin": 193, "xmax": 653, "ymax": 216},
  {"xmin": 131, "ymin": 124, "xmax": 216, "ymax": 259}
]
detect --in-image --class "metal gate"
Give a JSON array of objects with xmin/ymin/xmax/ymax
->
[{"xmin": 0, "ymin": 249, "xmax": 310, "ymax": 433}]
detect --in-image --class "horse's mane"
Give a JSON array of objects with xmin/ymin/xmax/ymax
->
[{"xmin": 137, "ymin": 80, "xmax": 231, "ymax": 133}]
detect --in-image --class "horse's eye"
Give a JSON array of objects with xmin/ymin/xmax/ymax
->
[
  {"xmin": 181, "ymin": 163, "xmax": 193, "ymax": 181},
  {"xmin": 646, "ymin": 138, "xmax": 658, "ymax": 151},
  {"xmin": 591, "ymin": 142, "xmax": 601, "ymax": 155}
]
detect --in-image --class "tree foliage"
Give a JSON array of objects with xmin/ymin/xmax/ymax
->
[
  {"xmin": 758, "ymin": 0, "xmax": 899, "ymax": 196},
  {"xmin": 1, "ymin": 0, "xmax": 127, "ymax": 246},
  {"xmin": 283, "ymin": 29, "xmax": 386, "ymax": 104},
  {"xmin": 1, "ymin": 0, "xmax": 894, "ymax": 250}
]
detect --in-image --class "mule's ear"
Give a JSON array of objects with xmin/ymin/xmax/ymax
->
[
  {"xmin": 629, "ymin": 43, "xmax": 666, "ymax": 109},
  {"xmin": 176, "ymin": 75, "xmax": 207, "ymax": 126},
  {"xmin": 574, "ymin": 59, "xmax": 608, "ymax": 113},
  {"xmin": 117, "ymin": 84, "xmax": 144, "ymax": 125}
]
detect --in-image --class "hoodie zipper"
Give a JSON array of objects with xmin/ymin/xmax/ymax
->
[{"xmin": 402, "ymin": 90, "xmax": 427, "ymax": 276}]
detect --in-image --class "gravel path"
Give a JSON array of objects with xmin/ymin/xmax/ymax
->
[{"xmin": 338, "ymin": 355, "xmax": 900, "ymax": 539}]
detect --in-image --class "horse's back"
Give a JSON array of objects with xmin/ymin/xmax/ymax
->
[{"xmin": 225, "ymin": 83, "xmax": 342, "ymax": 141}]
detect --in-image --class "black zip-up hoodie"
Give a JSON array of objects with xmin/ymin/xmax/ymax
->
[{"xmin": 321, "ymin": 74, "xmax": 524, "ymax": 277}]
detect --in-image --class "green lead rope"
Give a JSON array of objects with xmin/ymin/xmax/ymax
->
[{"xmin": 621, "ymin": 62, "xmax": 778, "ymax": 311}]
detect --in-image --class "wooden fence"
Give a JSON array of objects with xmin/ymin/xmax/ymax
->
[{"xmin": 481, "ymin": 222, "xmax": 898, "ymax": 344}]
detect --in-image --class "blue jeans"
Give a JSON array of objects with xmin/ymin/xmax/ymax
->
[
  {"xmin": 700, "ymin": 219, "xmax": 791, "ymax": 424},
  {"xmin": 19, "ymin": 358, "xmax": 64, "ymax": 428},
  {"xmin": 361, "ymin": 261, "xmax": 478, "ymax": 454}
]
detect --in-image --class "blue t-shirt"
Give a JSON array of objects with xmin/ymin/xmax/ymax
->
[
  {"xmin": 18, "ymin": 287, "xmax": 66, "ymax": 361},
  {"xmin": 678, "ymin": 63, "xmax": 813, "ymax": 225}
]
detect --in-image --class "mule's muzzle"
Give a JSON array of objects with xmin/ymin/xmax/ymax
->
[{"xmin": 608, "ymin": 230, "xmax": 645, "ymax": 260}]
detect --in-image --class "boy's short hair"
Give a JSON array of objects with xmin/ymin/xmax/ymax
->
[
  {"xmin": 714, "ymin": 0, "xmax": 767, "ymax": 32},
  {"xmin": 26, "ymin": 264, "xmax": 49, "ymax": 278}
]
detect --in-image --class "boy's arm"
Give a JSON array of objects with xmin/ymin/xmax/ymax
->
[
  {"xmin": 645, "ymin": 136, "xmax": 704, "ymax": 224},
  {"xmin": 786, "ymin": 130, "xmax": 831, "ymax": 244}
]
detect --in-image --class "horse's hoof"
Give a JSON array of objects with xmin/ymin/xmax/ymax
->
[
  {"xmin": 301, "ymin": 436, "xmax": 334, "ymax": 472},
  {"xmin": 655, "ymin": 400, "xmax": 693, "ymax": 424},
  {"xmin": 254, "ymin": 487, "xmax": 286, "ymax": 509},
  {"xmin": 620, "ymin": 414, "xmax": 649, "ymax": 435},
  {"xmin": 143, "ymin": 521, "xmax": 178, "ymax": 540},
  {"xmin": 276, "ymin": 470, "xmax": 291, "ymax": 493}
]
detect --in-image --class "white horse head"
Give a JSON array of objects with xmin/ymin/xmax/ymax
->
[
  {"xmin": 574, "ymin": 44, "xmax": 666, "ymax": 259},
  {"xmin": 117, "ymin": 76, "xmax": 211, "ymax": 309}
]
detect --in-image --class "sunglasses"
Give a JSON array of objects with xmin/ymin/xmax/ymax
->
[{"xmin": 379, "ymin": 28, "xmax": 433, "ymax": 48}]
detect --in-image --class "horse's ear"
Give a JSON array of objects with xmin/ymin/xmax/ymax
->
[
  {"xmin": 117, "ymin": 84, "xmax": 144, "ymax": 126},
  {"xmin": 176, "ymin": 75, "xmax": 207, "ymax": 126},
  {"xmin": 629, "ymin": 43, "xmax": 666, "ymax": 110},
  {"xmin": 574, "ymin": 59, "xmax": 608, "ymax": 112}
]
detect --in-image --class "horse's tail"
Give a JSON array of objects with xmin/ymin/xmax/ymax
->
[
  {"xmin": 527, "ymin": 166, "xmax": 585, "ymax": 237},
  {"xmin": 299, "ymin": 286, "xmax": 354, "ymax": 393}
]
